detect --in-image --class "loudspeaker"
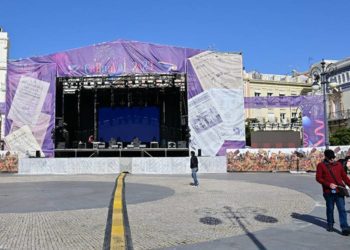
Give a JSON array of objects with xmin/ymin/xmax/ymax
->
[
  {"xmin": 57, "ymin": 142, "xmax": 66, "ymax": 149},
  {"xmin": 36, "ymin": 151, "xmax": 41, "ymax": 158},
  {"xmin": 168, "ymin": 141, "xmax": 176, "ymax": 148},
  {"xmin": 150, "ymin": 142, "xmax": 159, "ymax": 148},
  {"xmin": 177, "ymin": 141, "xmax": 187, "ymax": 148},
  {"xmin": 198, "ymin": 149, "xmax": 202, "ymax": 156}
]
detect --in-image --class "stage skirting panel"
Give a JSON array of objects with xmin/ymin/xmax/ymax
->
[{"xmin": 18, "ymin": 157, "xmax": 226, "ymax": 175}]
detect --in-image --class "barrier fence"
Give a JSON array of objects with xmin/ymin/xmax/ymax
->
[
  {"xmin": 0, "ymin": 151, "xmax": 19, "ymax": 173},
  {"xmin": 227, "ymin": 146, "xmax": 350, "ymax": 172}
]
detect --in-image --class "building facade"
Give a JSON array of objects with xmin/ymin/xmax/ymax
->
[
  {"xmin": 244, "ymin": 71, "xmax": 312, "ymax": 125},
  {"xmin": 0, "ymin": 28, "xmax": 9, "ymax": 140},
  {"xmin": 310, "ymin": 58, "xmax": 350, "ymax": 133},
  {"xmin": 328, "ymin": 57, "xmax": 350, "ymax": 132}
]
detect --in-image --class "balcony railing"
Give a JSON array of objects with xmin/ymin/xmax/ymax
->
[
  {"xmin": 249, "ymin": 122, "xmax": 302, "ymax": 131},
  {"xmin": 328, "ymin": 109, "xmax": 350, "ymax": 121}
]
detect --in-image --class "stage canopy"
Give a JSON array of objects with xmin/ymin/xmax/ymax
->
[{"xmin": 5, "ymin": 40, "xmax": 246, "ymax": 157}]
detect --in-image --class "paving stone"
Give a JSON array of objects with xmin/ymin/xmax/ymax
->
[{"xmin": 126, "ymin": 175, "xmax": 315, "ymax": 250}]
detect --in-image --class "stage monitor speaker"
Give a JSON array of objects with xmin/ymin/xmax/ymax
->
[
  {"xmin": 57, "ymin": 142, "xmax": 66, "ymax": 149},
  {"xmin": 92, "ymin": 142, "xmax": 98, "ymax": 149},
  {"xmin": 177, "ymin": 141, "xmax": 187, "ymax": 148},
  {"xmin": 198, "ymin": 149, "xmax": 202, "ymax": 156},
  {"xmin": 36, "ymin": 151, "xmax": 41, "ymax": 158},
  {"xmin": 168, "ymin": 141, "xmax": 176, "ymax": 148},
  {"xmin": 150, "ymin": 142, "xmax": 159, "ymax": 148}
]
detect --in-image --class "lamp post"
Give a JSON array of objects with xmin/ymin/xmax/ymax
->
[{"xmin": 311, "ymin": 59, "xmax": 337, "ymax": 149}]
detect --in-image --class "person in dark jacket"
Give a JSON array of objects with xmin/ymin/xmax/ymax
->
[
  {"xmin": 190, "ymin": 151, "xmax": 199, "ymax": 186},
  {"xmin": 338, "ymin": 156, "xmax": 350, "ymax": 174},
  {"xmin": 316, "ymin": 149, "xmax": 350, "ymax": 235}
]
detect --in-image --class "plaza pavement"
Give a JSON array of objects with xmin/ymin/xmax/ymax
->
[{"xmin": 0, "ymin": 173, "xmax": 349, "ymax": 249}]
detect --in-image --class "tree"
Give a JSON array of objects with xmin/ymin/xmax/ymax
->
[{"xmin": 330, "ymin": 127, "xmax": 350, "ymax": 146}]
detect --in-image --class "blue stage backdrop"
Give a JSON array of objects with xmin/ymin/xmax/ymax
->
[{"xmin": 98, "ymin": 107, "xmax": 160, "ymax": 143}]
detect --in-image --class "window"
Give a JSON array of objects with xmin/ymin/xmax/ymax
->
[
  {"xmin": 280, "ymin": 113, "xmax": 286, "ymax": 123},
  {"xmin": 346, "ymin": 72, "xmax": 350, "ymax": 82},
  {"xmin": 254, "ymin": 92, "xmax": 261, "ymax": 97},
  {"xmin": 342, "ymin": 74, "xmax": 346, "ymax": 83},
  {"xmin": 338, "ymin": 75, "xmax": 342, "ymax": 84},
  {"xmin": 267, "ymin": 92, "xmax": 273, "ymax": 97},
  {"xmin": 279, "ymin": 94, "xmax": 285, "ymax": 97},
  {"xmin": 268, "ymin": 112, "xmax": 275, "ymax": 123},
  {"xmin": 291, "ymin": 112, "xmax": 297, "ymax": 118}
]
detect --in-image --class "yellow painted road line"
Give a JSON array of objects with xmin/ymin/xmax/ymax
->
[{"xmin": 110, "ymin": 172, "xmax": 126, "ymax": 250}]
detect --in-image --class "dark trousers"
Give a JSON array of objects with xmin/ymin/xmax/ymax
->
[
  {"xmin": 191, "ymin": 168, "xmax": 198, "ymax": 185},
  {"xmin": 323, "ymin": 193, "xmax": 349, "ymax": 230}
]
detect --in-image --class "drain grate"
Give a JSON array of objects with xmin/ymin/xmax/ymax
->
[
  {"xmin": 254, "ymin": 214, "xmax": 278, "ymax": 223},
  {"xmin": 199, "ymin": 216, "xmax": 223, "ymax": 225}
]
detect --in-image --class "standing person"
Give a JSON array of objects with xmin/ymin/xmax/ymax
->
[
  {"xmin": 190, "ymin": 151, "xmax": 199, "ymax": 186},
  {"xmin": 338, "ymin": 156, "xmax": 350, "ymax": 174},
  {"xmin": 316, "ymin": 149, "xmax": 350, "ymax": 235},
  {"xmin": 88, "ymin": 135, "xmax": 94, "ymax": 148}
]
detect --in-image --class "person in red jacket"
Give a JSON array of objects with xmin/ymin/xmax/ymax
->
[{"xmin": 316, "ymin": 149, "xmax": 350, "ymax": 235}]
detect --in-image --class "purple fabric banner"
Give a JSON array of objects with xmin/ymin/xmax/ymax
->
[
  {"xmin": 0, "ymin": 102, "xmax": 5, "ymax": 114},
  {"xmin": 300, "ymin": 96, "xmax": 325, "ymax": 147},
  {"xmin": 6, "ymin": 62, "xmax": 57, "ymax": 157},
  {"xmin": 244, "ymin": 96, "xmax": 303, "ymax": 108},
  {"xmin": 6, "ymin": 40, "xmax": 247, "ymax": 157},
  {"xmin": 6, "ymin": 40, "xmax": 207, "ymax": 156}
]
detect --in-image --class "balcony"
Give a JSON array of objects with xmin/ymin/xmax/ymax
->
[
  {"xmin": 328, "ymin": 109, "xmax": 350, "ymax": 121},
  {"xmin": 249, "ymin": 121, "xmax": 302, "ymax": 131}
]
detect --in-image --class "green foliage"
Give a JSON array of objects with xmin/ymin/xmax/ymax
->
[{"xmin": 330, "ymin": 127, "xmax": 350, "ymax": 146}]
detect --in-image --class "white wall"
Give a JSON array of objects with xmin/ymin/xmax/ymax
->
[
  {"xmin": 0, "ymin": 31, "xmax": 8, "ymax": 103},
  {"xmin": 18, "ymin": 157, "xmax": 227, "ymax": 175},
  {"xmin": 0, "ymin": 31, "xmax": 8, "ymax": 140}
]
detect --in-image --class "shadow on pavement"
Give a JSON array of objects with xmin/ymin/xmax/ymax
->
[
  {"xmin": 224, "ymin": 206, "xmax": 267, "ymax": 250},
  {"xmin": 291, "ymin": 212, "xmax": 343, "ymax": 235}
]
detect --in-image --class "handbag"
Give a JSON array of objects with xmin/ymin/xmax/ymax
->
[
  {"xmin": 325, "ymin": 161, "xmax": 350, "ymax": 197},
  {"xmin": 338, "ymin": 186, "xmax": 350, "ymax": 197}
]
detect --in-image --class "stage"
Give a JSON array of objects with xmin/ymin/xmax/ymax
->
[{"xmin": 52, "ymin": 74, "xmax": 190, "ymax": 159}]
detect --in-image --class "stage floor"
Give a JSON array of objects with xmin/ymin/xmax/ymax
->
[{"xmin": 54, "ymin": 148, "xmax": 189, "ymax": 158}]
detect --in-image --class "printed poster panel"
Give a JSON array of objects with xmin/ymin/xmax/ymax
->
[
  {"xmin": 189, "ymin": 51, "xmax": 243, "ymax": 90},
  {"xmin": 189, "ymin": 89, "xmax": 245, "ymax": 156},
  {"xmin": 4, "ymin": 125, "xmax": 43, "ymax": 157},
  {"xmin": 10, "ymin": 112, "xmax": 51, "ymax": 147},
  {"xmin": 8, "ymin": 76, "xmax": 50, "ymax": 126}
]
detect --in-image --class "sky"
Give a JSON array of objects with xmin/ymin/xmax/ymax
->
[{"xmin": 1, "ymin": 0, "xmax": 350, "ymax": 75}]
